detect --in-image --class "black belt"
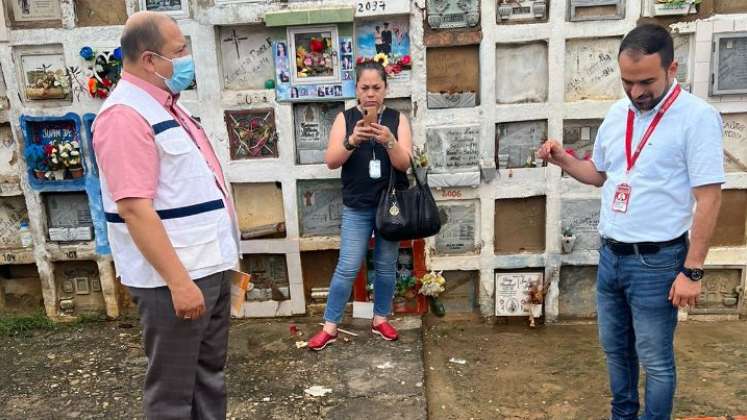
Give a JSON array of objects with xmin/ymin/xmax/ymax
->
[
  {"xmin": 602, "ymin": 233, "xmax": 687, "ymax": 256},
  {"xmin": 105, "ymin": 199, "xmax": 224, "ymax": 223}
]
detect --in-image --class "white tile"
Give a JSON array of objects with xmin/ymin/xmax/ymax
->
[
  {"xmin": 735, "ymin": 18, "xmax": 747, "ymax": 32},
  {"xmin": 693, "ymin": 61, "xmax": 711, "ymax": 83},
  {"xmin": 694, "ymin": 41, "xmax": 712, "ymax": 64},
  {"xmin": 713, "ymin": 19, "xmax": 735, "ymax": 34},
  {"xmin": 695, "ymin": 21, "xmax": 713, "ymax": 43}
]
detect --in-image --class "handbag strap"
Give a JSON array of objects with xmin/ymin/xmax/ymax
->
[{"xmin": 388, "ymin": 156, "xmax": 426, "ymax": 192}]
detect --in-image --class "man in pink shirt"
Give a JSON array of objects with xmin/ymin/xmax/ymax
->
[{"xmin": 93, "ymin": 12, "xmax": 239, "ymax": 419}]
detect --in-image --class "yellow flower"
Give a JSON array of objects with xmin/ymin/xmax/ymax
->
[{"xmin": 373, "ymin": 53, "xmax": 389, "ymax": 67}]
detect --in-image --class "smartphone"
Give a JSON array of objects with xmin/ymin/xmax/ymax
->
[{"xmin": 363, "ymin": 106, "xmax": 377, "ymax": 126}]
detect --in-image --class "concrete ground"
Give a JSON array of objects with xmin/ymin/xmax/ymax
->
[{"xmin": 0, "ymin": 314, "xmax": 745, "ymax": 419}]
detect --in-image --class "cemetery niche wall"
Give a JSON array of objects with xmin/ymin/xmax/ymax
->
[
  {"xmin": 495, "ymin": 120, "xmax": 547, "ymax": 169},
  {"xmin": 272, "ymin": 25, "xmax": 355, "ymax": 102},
  {"xmin": 426, "ymin": 125, "xmax": 480, "ymax": 187},
  {"xmin": 14, "ymin": 45, "xmax": 70, "ymax": 103},
  {"xmin": 219, "ymin": 25, "xmax": 276, "ymax": 91},
  {"xmin": 294, "ymin": 102, "xmax": 344, "ymax": 164},
  {"xmin": 20, "ymin": 114, "xmax": 85, "ymax": 188},
  {"xmin": 722, "ymin": 113, "xmax": 747, "ymax": 172},
  {"xmin": 427, "ymin": 0, "xmax": 480, "ymax": 30},
  {"xmin": 495, "ymin": 41, "xmax": 548, "ymax": 104},
  {"xmin": 711, "ymin": 32, "xmax": 747, "ymax": 96},
  {"xmin": 54, "ymin": 260, "xmax": 105, "ymax": 315},
  {"xmin": 355, "ymin": 17, "xmax": 412, "ymax": 86},
  {"xmin": 225, "ymin": 109, "xmax": 279, "ymax": 160},
  {"xmin": 496, "ymin": 0, "xmax": 548, "ymax": 24},
  {"xmin": 426, "ymin": 46, "xmax": 480, "ymax": 108}
]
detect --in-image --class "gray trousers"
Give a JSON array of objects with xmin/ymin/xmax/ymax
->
[{"xmin": 128, "ymin": 271, "xmax": 231, "ymax": 420}]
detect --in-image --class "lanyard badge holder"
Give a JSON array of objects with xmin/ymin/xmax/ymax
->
[
  {"xmin": 369, "ymin": 110, "xmax": 385, "ymax": 179},
  {"xmin": 613, "ymin": 84, "xmax": 681, "ymax": 213}
]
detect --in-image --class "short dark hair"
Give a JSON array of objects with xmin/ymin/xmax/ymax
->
[
  {"xmin": 120, "ymin": 16, "xmax": 174, "ymax": 63},
  {"xmin": 619, "ymin": 23, "xmax": 674, "ymax": 69},
  {"xmin": 355, "ymin": 61, "xmax": 388, "ymax": 86}
]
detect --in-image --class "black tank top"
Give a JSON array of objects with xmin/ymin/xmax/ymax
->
[{"xmin": 341, "ymin": 107, "xmax": 409, "ymax": 208}]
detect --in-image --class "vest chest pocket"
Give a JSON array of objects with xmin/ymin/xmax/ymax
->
[
  {"xmin": 168, "ymin": 223, "xmax": 224, "ymax": 272},
  {"xmin": 158, "ymin": 136, "xmax": 208, "ymax": 180}
]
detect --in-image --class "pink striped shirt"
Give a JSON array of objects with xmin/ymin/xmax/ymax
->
[{"xmin": 93, "ymin": 72, "xmax": 235, "ymax": 217}]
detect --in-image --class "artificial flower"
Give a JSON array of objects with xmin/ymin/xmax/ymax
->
[
  {"xmin": 112, "ymin": 47, "xmax": 122, "ymax": 61},
  {"xmin": 309, "ymin": 38, "xmax": 324, "ymax": 53},
  {"xmin": 401, "ymin": 55, "xmax": 411, "ymax": 66},
  {"xmin": 373, "ymin": 53, "xmax": 389, "ymax": 67},
  {"xmin": 79, "ymin": 46, "xmax": 94, "ymax": 60}
]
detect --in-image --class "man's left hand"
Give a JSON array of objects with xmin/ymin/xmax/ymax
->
[{"xmin": 668, "ymin": 272, "xmax": 701, "ymax": 308}]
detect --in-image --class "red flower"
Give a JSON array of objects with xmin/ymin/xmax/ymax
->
[
  {"xmin": 356, "ymin": 56, "xmax": 364, "ymax": 64},
  {"xmin": 96, "ymin": 89, "xmax": 108, "ymax": 98},
  {"xmin": 309, "ymin": 38, "xmax": 324, "ymax": 53},
  {"xmin": 101, "ymin": 78, "xmax": 113, "ymax": 88},
  {"xmin": 44, "ymin": 144, "xmax": 54, "ymax": 155},
  {"xmin": 391, "ymin": 64, "xmax": 402, "ymax": 74},
  {"xmin": 401, "ymin": 55, "xmax": 411, "ymax": 66}
]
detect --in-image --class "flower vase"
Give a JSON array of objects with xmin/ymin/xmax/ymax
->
[
  {"xmin": 52, "ymin": 169, "xmax": 66, "ymax": 181},
  {"xmin": 33, "ymin": 169, "xmax": 46, "ymax": 180},
  {"xmin": 561, "ymin": 235, "xmax": 576, "ymax": 254},
  {"xmin": 428, "ymin": 296, "xmax": 445, "ymax": 317},
  {"xmin": 69, "ymin": 167, "xmax": 84, "ymax": 179}
]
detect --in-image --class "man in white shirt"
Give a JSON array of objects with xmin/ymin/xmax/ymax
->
[{"xmin": 538, "ymin": 24, "xmax": 724, "ymax": 419}]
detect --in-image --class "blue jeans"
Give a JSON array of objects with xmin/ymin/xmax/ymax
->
[
  {"xmin": 597, "ymin": 240, "xmax": 687, "ymax": 420},
  {"xmin": 323, "ymin": 206, "xmax": 400, "ymax": 324}
]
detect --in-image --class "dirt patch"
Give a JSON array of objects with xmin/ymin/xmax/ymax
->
[{"xmin": 423, "ymin": 316, "xmax": 747, "ymax": 419}]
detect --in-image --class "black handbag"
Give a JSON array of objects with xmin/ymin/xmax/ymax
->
[{"xmin": 375, "ymin": 159, "xmax": 442, "ymax": 241}]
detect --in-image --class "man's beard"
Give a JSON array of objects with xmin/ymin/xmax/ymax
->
[{"xmin": 632, "ymin": 77, "xmax": 671, "ymax": 111}]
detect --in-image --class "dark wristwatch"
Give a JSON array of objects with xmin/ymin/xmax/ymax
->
[
  {"xmin": 682, "ymin": 267, "xmax": 704, "ymax": 281},
  {"xmin": 343, "ymin": 136, "xmax": 357, "ymax": 151}
]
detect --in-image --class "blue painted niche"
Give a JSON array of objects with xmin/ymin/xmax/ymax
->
[
  {"xmin": 20, "ymin": 113, "xmax": 110, "ymax": 255},
  {"xmin": 82, "ymin": 113, "xmax": 110, "ymax": 255}
]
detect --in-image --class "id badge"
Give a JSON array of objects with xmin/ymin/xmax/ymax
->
[
  {"xmin": 369, "ymin": 159, "xmax": 381, "ymax": 179},
  {"xmin": 612, "ymin": 183, "xmax": 632, "ymax": 213}
]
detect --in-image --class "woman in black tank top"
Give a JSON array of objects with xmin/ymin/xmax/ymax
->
[{"xmin": 307, "ymin": 62, "xmax": 413, "ymax": 351}]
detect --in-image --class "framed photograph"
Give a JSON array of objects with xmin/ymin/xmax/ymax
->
[
  {"xmin": 288, "ymin": 26, "xmax": 341, "ymax": 86},
  {"xmin": 139, "ymin": 0, "xmax": 189, "ymax": 18}
]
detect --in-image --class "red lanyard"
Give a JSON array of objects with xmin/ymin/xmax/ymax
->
[{"xmin": 625, "ymin": 84, "xmax": 682, "ymax": 173}]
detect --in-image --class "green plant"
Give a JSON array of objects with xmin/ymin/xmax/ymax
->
[{"xmin": 0, "ymin": 311, "xmax": 56, "ymax": 337}]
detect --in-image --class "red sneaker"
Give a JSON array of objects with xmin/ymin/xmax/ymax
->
[
  {"xmin": 371, "ymin": 321, "xmax": 399, "ymax": 341},
  {"xmin": 308, "ymin": 330, "xmax": 337, "ymax": 351}
]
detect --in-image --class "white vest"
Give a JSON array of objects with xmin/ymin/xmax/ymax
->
[{"xmin": 94, "ymin": 79, "xmax": 239, "ymax": 288}]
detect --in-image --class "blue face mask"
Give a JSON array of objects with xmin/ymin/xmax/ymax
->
[{"xmin": 152, "ymin": 53, "xmax": 195, "ymax": 94}]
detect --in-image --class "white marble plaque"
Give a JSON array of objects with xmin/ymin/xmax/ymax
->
[
  {"xmin": 723, "ymin": 113, "xmax": 747, "ymax": 172},
  {"xmin": 294, "ymin": 102, "xmax": 344, "ymax": 164},
  {"xmin": 561, "ymin": 198, "xmax": 601, "ymax": 251},
  {"xmin": 496, "ymin": 42, "xmax": 548, "ymax": 104},
  {"xmin": 434, "ymin": 201, "xmax": 478, "ymax": 255},
  {"xmin": 565, "ymin": 37, "xmax": 622, "ymax": 102},
  {"xmin": 219, "ymin": 26, "xmax": 275, "ymax": 91},
  {"xmin": 426, "ymin": 125, "xmax": 480, "ymax": 173},
  {"xmin": 11, "ymin": 0, "xmax": 61, "ymax": 22},
  {"xmin": 495, "ymin": 272, "xmax": 543, "ymax": 316},
  {"xmin": 496, "ymin": 120, "xmax": 547, "ymax": 169}
]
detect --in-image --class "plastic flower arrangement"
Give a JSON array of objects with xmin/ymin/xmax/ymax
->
[
  {"xmin": 80, "ymin": 46, "xmax": 122, "ymax": 99},
  {"xmin": 418, "ymin": 271, "xmax": 446, "ymax": 297},
  {"xmin": 356, "ymin": 54, "xmax": 412, "ymax": 76},
  {"xmin": 295, "ymin": 37, "xmax": 335, "ymax": 78}
]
